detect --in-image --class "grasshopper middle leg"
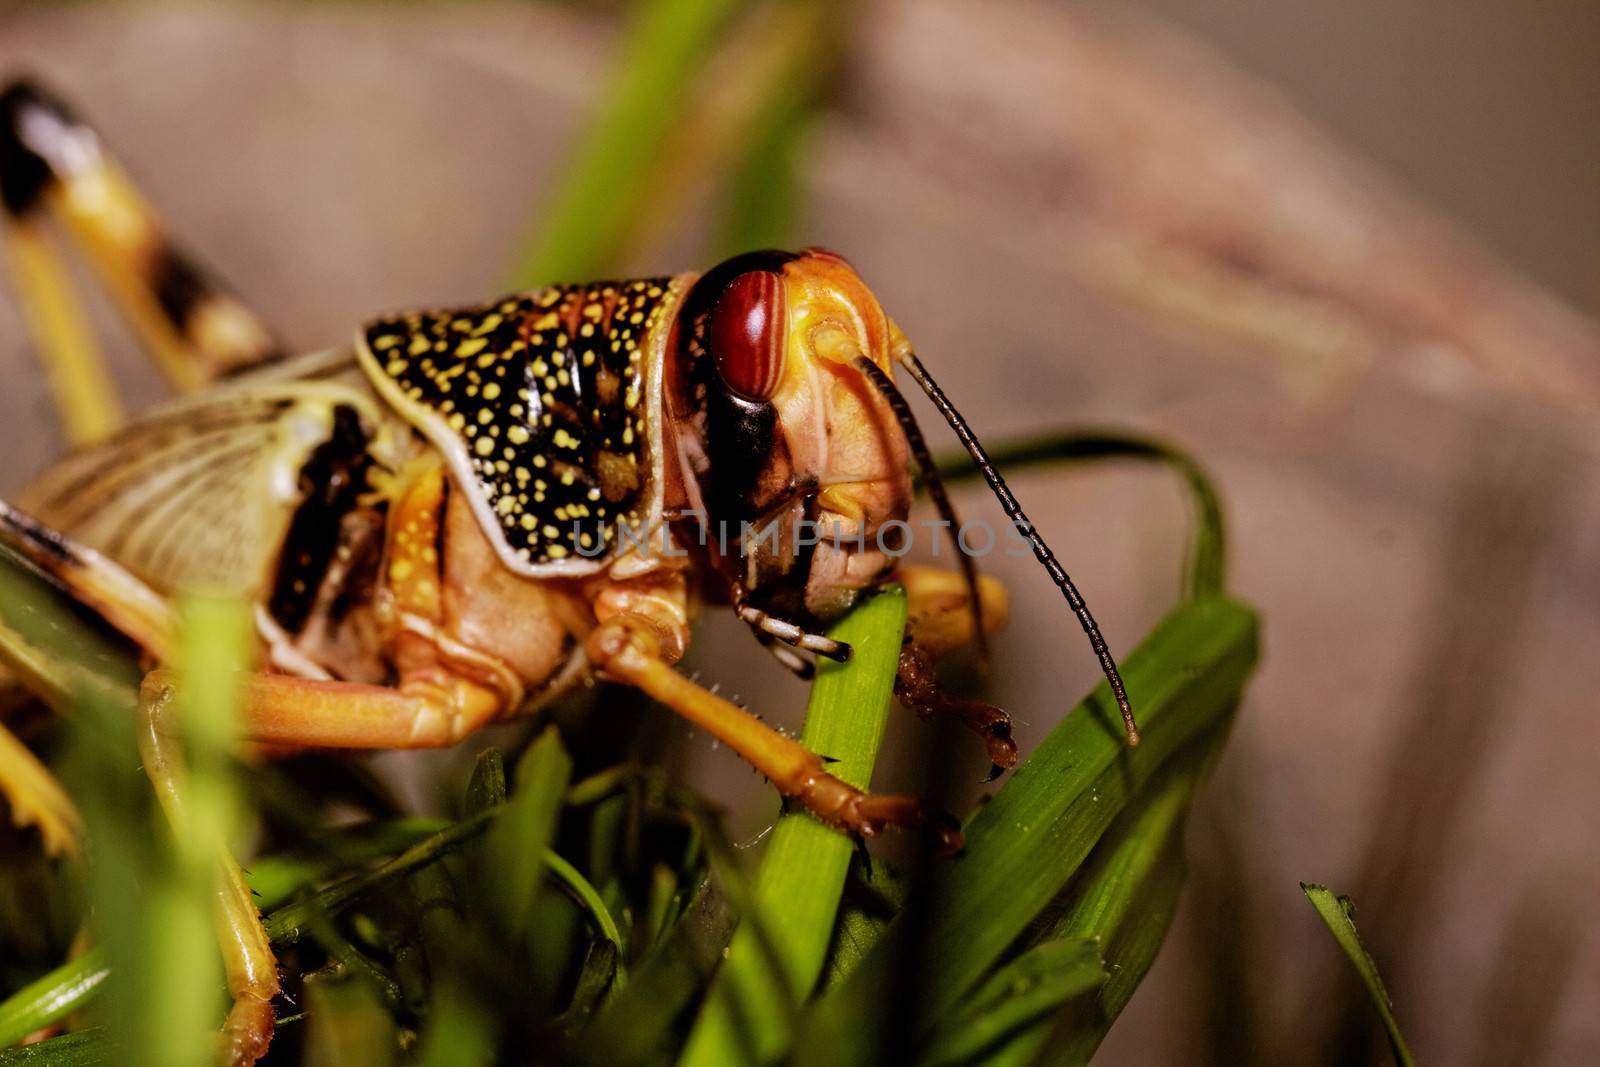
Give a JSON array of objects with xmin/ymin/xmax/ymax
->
[
  {"xmin": 895, "ymin": 564, "xmax": 1017, "ymax": 776},
  {"xmin": 138, "ymin": 677, "xmax": 279, "ymax": 1067}
]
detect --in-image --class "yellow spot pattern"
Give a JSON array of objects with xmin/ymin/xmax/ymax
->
[{"xmin": 363, "ymin": 278, "xmax": 672, "ymax": 565}]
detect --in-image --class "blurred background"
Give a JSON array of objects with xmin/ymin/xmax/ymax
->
[{"xmin": 2, "ymin": 1, "xmax": 1596, "ymax": 1063}]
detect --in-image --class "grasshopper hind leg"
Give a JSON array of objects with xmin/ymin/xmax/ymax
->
[
  {"xmin": 0, "ymin": 705, "xmax": 81, "ymax": 856},
  {"xmin": 0, "ymin": 77, "xmax": 284, "ymax": 443},
  {"xmin": 0, "ymin": 497, "xmax": 176, "ymax": 857}
]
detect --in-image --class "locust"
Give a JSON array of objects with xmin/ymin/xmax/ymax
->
[{"xmin": 0, "ymin": 78, "xmax": 1138, "ymax": 1065}]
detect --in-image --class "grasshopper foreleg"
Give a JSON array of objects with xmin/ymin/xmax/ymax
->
[{"xmin": 584, "ymin": 611, "xmax": 961, "ymax": 852}]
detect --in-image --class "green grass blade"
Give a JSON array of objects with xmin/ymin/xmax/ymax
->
[
  {"xmin": 797, "ymin": 596, "xmax": 1258, "ymax": 1066},
  {"xmin": 0, "ymin": 1029, "xmax": 117, "ymax": 1066},
  {"xmin": 507, "ymin": 0, "xmax": 747, "ymax": 285},
  {"xmin": 1301, "ymin": 884, "xmax": 1418, "ymax": 1067},
  {"xmin": 916, "ymin": 938, "xmax": 1105, "ymax": 1067},
  {"xmin": 484, "ymin": 727, "xmax": 573, "ymax": 943},
  {"xmin": 555, "ymin": 941, "xmax": 621, "ymax": 1033},
  {"xmin": 265, "ymin": 812, "xmax": 494, "ymax": 945},
  {"xmin": 576, "ymin": 860, "xmax": 733, "ymax": 1067},
  {"xmin": 61, "ymin": 676, "xmax": 165, "ymax": 1065},
  {"xmin": 151, "ymin": 597, "xmax": 250, "ymax": 1067},
  {"xmin": 464, "ymin": 748, "xmax": 508, "ymax": 815},
  {"xmin": 303, "ymin": 970, "xmax": 398, "ymax": 1067},
  {"xmin": 1032, "ymin": 829, "xmax": 1190, "ymax": 1067},
  {"xmin": 677, "ymin": 585, "xmax": 908, "ymax": 1067},
  {"xmin": 415, "ymin": 982, "xmax": 495, "ymax": 1067},
  {"xmin": 1024, "ymin": 720, "xmax": 1233, "ymax": 1065},
  {"xmin": 0, "ymin": 555, "xmax": 141, "ymax": 696},
  {"xmin": 820, "ymin": 860, "xmax": 907, "ymax": 989},
  {"xmin": 936, "ymin": 430, "xmax": 1227, "ymax": 600},
  {"xmin": 0, "ymin": 953, "xmax": 109, "ymax": 1048},
  {"xmin": 1, "ymin": 809, "xmax": 609, "ymax": 1034},
  {"xmin": 712, "ymin": 1, "xmax": 839, "ymax": 257},
  {"xmin": 546, "ymin": 851, "xmax": 627, "ymax": 981},
  {"xmin": 245, "ymin": 817, "xmax": 450, "ymax": 911}
]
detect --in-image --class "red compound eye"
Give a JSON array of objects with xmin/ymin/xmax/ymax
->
[{"xmin": 709, "ymin": 270, "xmax": 785, "ymax": 401}]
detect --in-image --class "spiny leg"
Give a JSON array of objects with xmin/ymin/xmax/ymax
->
[
  {"xmin": 134, "ymin": 663, "xmax": 509, "ymax": 1067},
  {"xmin": 0, "ymin": 79, "xmax": 283, "ymax": 404},
  {"xmin": 894, "ymin": 564, "xmax": 1016, "ymax": 778},
  {"xmin": 585, "ymin": 612, "xmax": 960, "ymax": 851},
  {"xmin": 138, "ymin": 675, "xmax": 279, "ymax": 1067}
]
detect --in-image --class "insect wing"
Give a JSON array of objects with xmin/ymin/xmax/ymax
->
[{"xmin": 20, "ymin": 378, "xmax": 390, "ymax": 602}]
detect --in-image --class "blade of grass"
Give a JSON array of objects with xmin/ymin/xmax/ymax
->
[
  {"xmin": 0, "ymin": 953, "xmax": 109, "ymax": 1048},
  {"xmin": 1033, "ymin": 821, "xmax": 1189, "ymax": 1067},
  {"xmin": 820, "ymin": 859, "xmax": 907, "ymax": 989},
  {"xmin": 485, "ymin": 727, "xmax": 572, "ymax": 943},
  {"xmin": 547, "ymin": 850, "xmax": 627, "ymax": 975},
  {"xmin": 246, "ymin": 817, "xmax": 450, "ymax": 911},
  {"xmin": 307, "ymin": 924, "xmax": 405, "ymax": 1015},
  {"xmin": 554, "ymin": 941, "xmax": 620, "ymax": 1033},
  {"xmin": 63, "ymin": 688, "xmax": 159, "ymax": 1064},
  {"xmin": 264, "ymin": 813, "xmax": 494, "ymax": 945},
  {"xmin": 414, "ymin": 981, "xmax": 495, "ymax": 1067},
  {"xmin": 1023, "ymin": 718, "xmax": 1235, "ymax": 1066},
  {"xmin": 575, "ymin": 883, "xmax": 733, "ymax": 1067},
  {"xmin": 677, "ymin": 585, "xmax": 908, "ymax": 1067},
  {"xmin": 56, "ymin": 597, "xmax": 250, "ymax": 1067},
  {"xmin": 1, "ymin": 808, "xmax": 609, "ymax": 1036},
  {"xmin": 507, "ymin": 0, "xmax": 748, "ymax": 285},
  {"xmin": 0, "ymin": 555, "xmax": 142, "ymax": 694},
  {"xmin": 936, "ymin": 430, "xmax": 1226, "ymax": 600},
  {"xmin": 916, "ymin": 938, "xmax": 1105, "ymax": 1067},
  {"xmin": 463, "ymin": 748, "xmax": 507, "ymax": 814},
  {"xmin": 712, "ymin": 0, "xmax": 840, "ymax": 257},
  {"xmin": 303, "ymin": 970, "xmax": 398, "ymax": 1067},
  {"xmin": 0, "ymin": 1029, "xmax": 116, "ymax": 1066},
  {"xmin": 796, "ymin": 595, "xmax": 1258, "ymax": 1066},
  {"xmin": 1300, "ymin": 884, "xmax": 1417, "ymax": 1067},
  {"xmin": 576, "ymin": 771, "xmax": 796, "ymax": 1067}
]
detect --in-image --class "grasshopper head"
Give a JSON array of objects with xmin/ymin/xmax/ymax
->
[
  {"xmin": 667, "ymin": 248, "xmax": 913, "ymax": 622},
  {"xmin": 669, "ymin": 248, "xmax": 1141, "ymax": 743}
]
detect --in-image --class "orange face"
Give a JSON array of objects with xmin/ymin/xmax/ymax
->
[{"xmin": 665, "ymin": 248, "xmax": 914, "ymax": 621}]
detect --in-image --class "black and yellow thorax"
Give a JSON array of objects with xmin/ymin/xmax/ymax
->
[{"xmin": 356, "ymin": 276, "xmax": 690, "ymax": 575}]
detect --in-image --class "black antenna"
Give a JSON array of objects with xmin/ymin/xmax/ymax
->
[
  {"xmin": 854, "ymin": 356, "xmax": 988, "ymax": 663},
  {"xmin": 892, "ymin": 350, "xmax": 1139, "ymax": 746}
]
